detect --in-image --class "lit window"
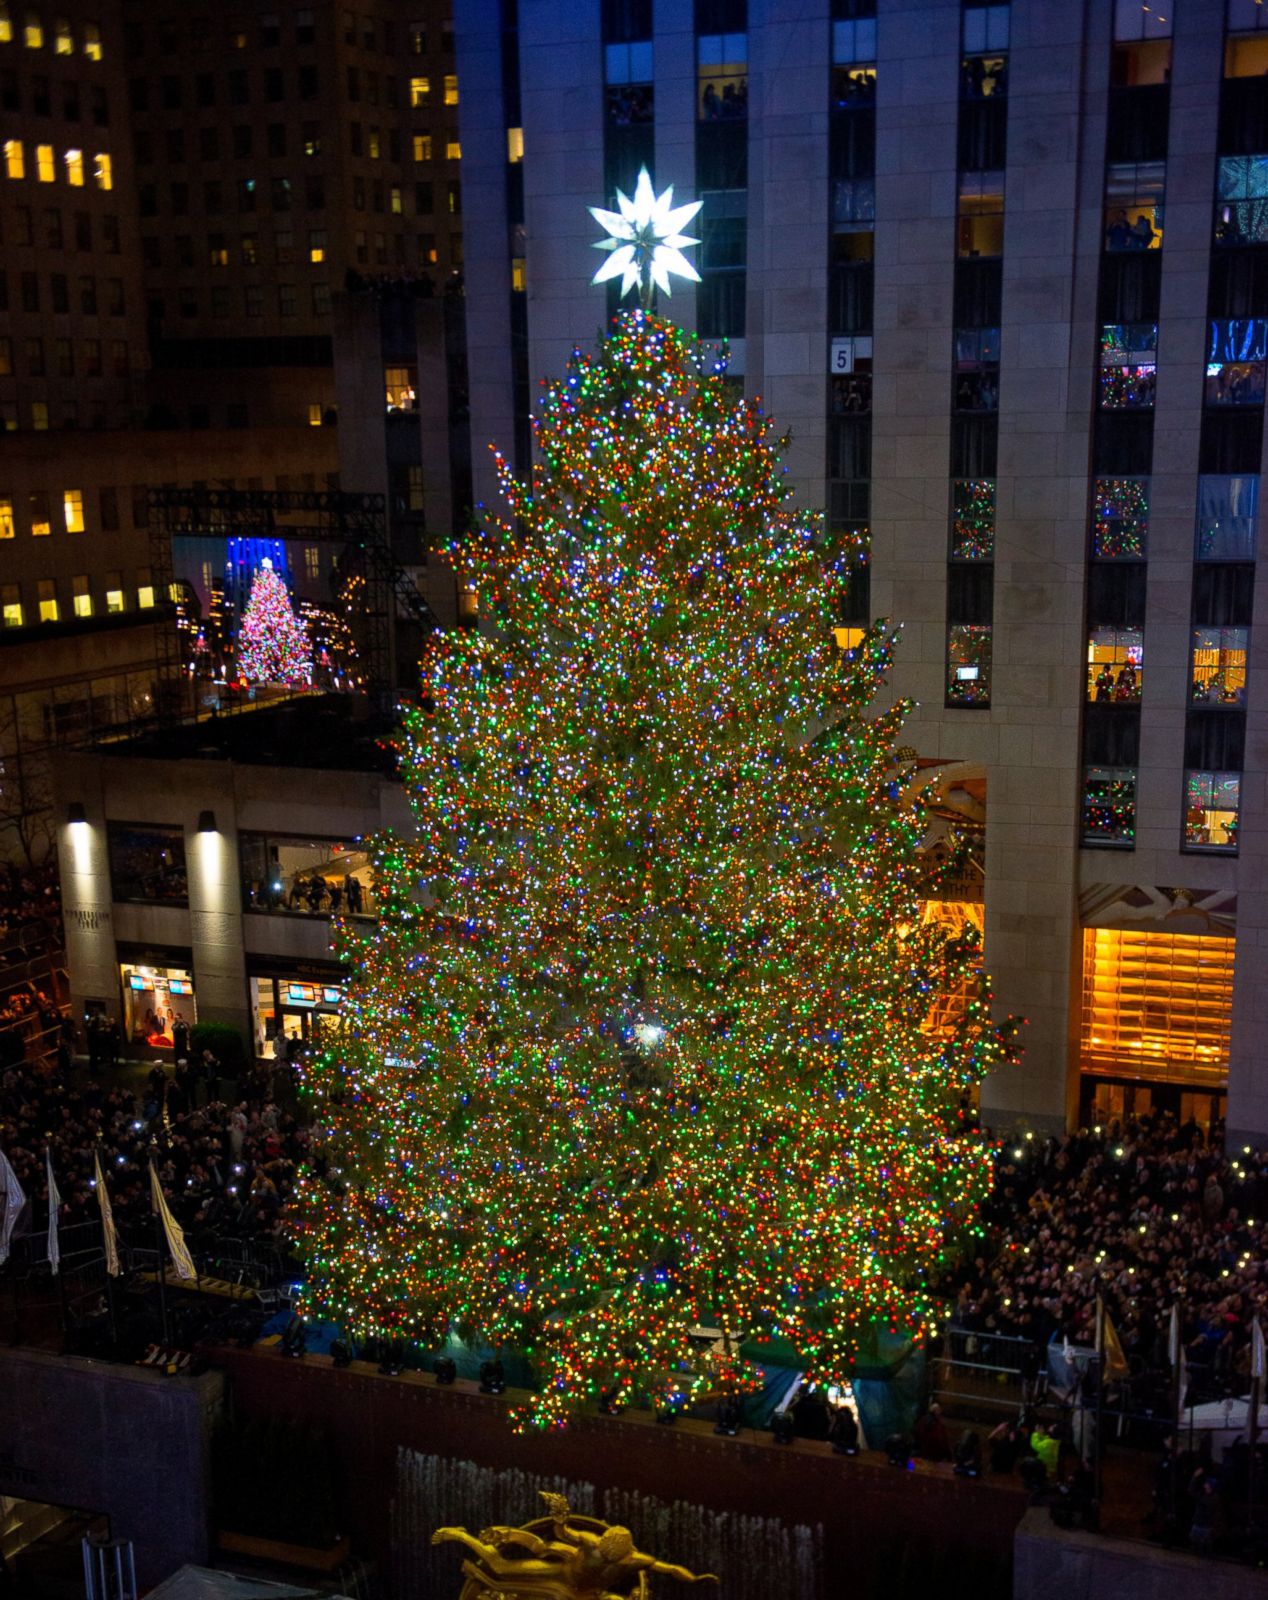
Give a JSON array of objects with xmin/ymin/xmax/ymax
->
[
  {"xmin": 304, "ymin": 545, "xmax": 320, "ymax": 579},
  {"xmin": 35, "ymin": 143, "xmax": 55, "ymax": 182},
  {"xmin": 1226, "ymin": 34, "xmax": 1268, "ymax": 79},
  {"xmin": 31, "ymin": 402, "xmax": 48, "ymax": 430},
  {"xmin": 1092, "ymin": 476, "xmax": 1149, "ymax": 559},
  {"xmin": 63, "ymin": 489, "xmax": 84, "ymax": 532},
  {"xmin": 23, "ymin": 9, "xmax": 41, "ymax": 48},
  {"xmin": 0, "ymin": 5, "xmax": 10, "ymax": 42},
  {"xmin": 1099, "ymin": 323, "xmax": 1157, "ymax": 408},
  {"xmin": 72, "ymin": 574, "xmax": 91, "ymax": 617},
  {"xmin": 446, "ymin": 141, "xmax": 461, "ymax": 161},
  {"xmin": 410, "ymin": 76, "xmax": 430, "ymax": 106},
  {"xmin": 1104, "ymin": 160, "xmax": 1165, "ymax": 251},
  {"xmin": 1191, "ymin": 626, "xmax": 1249, "ymax": 706},
  {"xmin": 0, "ymin": 498, "xmax": 12, "ymax": 538},
  {"xmin": 29, "ymin": 492, "xmax": 50, "ymax": 536},
  {"xmin": 3, "ymin": 139, "xmax": 23, "ymax": 179},
  {"xmin": 136, "ymin": 568, "xmax": 154, "ymax": 607},
  {"xmin": 1087, "ymin": 627, "xmax": 1143, "ymax": 702},
  {"xmin": 1184, "ymin": 771, "xmax": 1240, "ymax": 852},
  {"xmin": 444, "ymin": 73, "xmax": 458, "ymax": 104},
  {"xmin": 54, "ymin": 14, "xmax": 71, "ymax": 52},
  {"xmin": 406, "ymin": 465, "xmax": 424, "ymax": 512},
  {"xmin": 390, "ymin": 185, "xmax": 401, "ymax": 213},
  {"xmin": 105, "ymin": 572, "xmax": 123, "ymax": 612},
  {"xmin": 1216, "ymin": 154, "xmax": 1268, "ymax": 247},
  {"xmin": 413, "ymin": 134, "xmax": 432, "ymax": 161},
  {"xmin": 1196, "ymin": 474, "xmax": 1259, "ymax": 560},
  {"xmin": 65, "ymin": 148, "xmax": 84, "ymax": 186},
  {"xmin": 37, "ymin": 580, "xmax": 58, "ymax": 623},
  {"xmin": 511, "ymin": 256, "xmax": 526, "ymax": 292},
  {"xmin": 307, "ymin": 403, "xmax": 323, "ymax": 427},
  {"xmin": 0, "ymin": 339, "xmax": 8, "ymax": 377},
  {"xmin": 384, "ymin": 365, "xmax": 416, "ymax": 410},
  {"xmin": 950, "ymin": 479, "xmax": 996, "ymax": 560},
  {"xmin": 946, "ymin": 623, "xmax": 992, "ymax": 706},
  {"xmin": 1081, "ymin": 928, "xmax": 1231, "ymax": 1082},
  {"xmin": 309, "ymin": 229, "xmax": 326, "ymax": 262},
  {"xmin": 697, "ymin": 33, "xmax": 746, "ymax": 121},
  {"xmin": 1207, "ymin": 317, "xmax": 1268, "ymax": 404},
  {"xmin": 507, "ymin": 126, "xmax": 523, "ymax": 163},
  {"xmin": 209, "ymin": 236, "xmax": 229, "ymax": 266},
  {"xmin": 93, "ymin": 152, "xmax": 112, "ymax": 190},
  {"xmin": 1, "ymin": 586, "xmax": 22, "ymax": 627},
  {"xmin": 368, "ymin": 126, "xmax": 381, "ymax": 158},
  {"xmin": 1083, "ymin": 766, "xmax": 1136, "ymax": 847},
  {"xmin": 957, "ymin": 171, "xmax": 1005, "ymax": 258},
  {"xmin": 82, "ymin": 19, "xmax": 100, "ymax": 58}
]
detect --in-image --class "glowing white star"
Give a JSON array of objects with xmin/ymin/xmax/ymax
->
[{"xmin": 590, "ymin": 168, "xmax": 703, "ymax": 305}]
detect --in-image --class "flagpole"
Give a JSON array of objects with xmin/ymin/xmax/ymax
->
[
  {"xmin": 1250, "ymin": 1318, "xmax": 1264, "ymax": 1547},
  {"xmin": 150, "ymin": 1153, "xmax": 171, "ymax": 1348},
  {"xmin": 1094, "ymin": 1291, "xmax": 1106, "ymax": 1518},
  {"xmin": 46, "ymin": 1148, "xmax": 68, "ymax": 1352},
  {"xmin": 94, "ymin": 1144, "xmax": 118, "ymax": 1351}
]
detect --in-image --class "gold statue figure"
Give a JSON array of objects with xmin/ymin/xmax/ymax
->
[{"xmin": 432, "ymin": 1492, "xmax": 719, "ymax": 1599}]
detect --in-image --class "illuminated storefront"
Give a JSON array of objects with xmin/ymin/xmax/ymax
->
[
  {"xmin": 119, "ymin": 952, "xmax": 196, "ymax": 1050},
  {"xmin": 1080, "ymin": 926, "xmax": 1232, "ymax": 1122},
  {"xmin": 249, "ymin": 960, "xmax": 347, "ymax": 1058}
]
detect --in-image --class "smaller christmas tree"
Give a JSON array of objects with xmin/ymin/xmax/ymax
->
[{"xmin": 237, "ymin": 558, "xmax": 312, "ymax": 687}]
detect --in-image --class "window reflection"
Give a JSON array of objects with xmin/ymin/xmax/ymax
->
[
  {"xmin": 108, "ymin": 824, "xmax": 188, "ymax": 904},
  {"xmin": 1099, "ymin": 323, "xmax": 1157, "ymax": 408},
  {"xmin": 1215, "ymin": 154, "xmax": 1268, "ymax": 246},
  {"xmin": 1093, "ymin": 476, "xmax": 1149, "ymax": 559},
  {"xmin": 946, "ymin": 623, "xmax": 992, "ymax": 705},
  {"xmin": 950, "ymin": 479, "xmax": 996, "ymax": 560},
  {"xmin": 1196, "ymin": 474, "xmax": 1259, "ymax": 560}
]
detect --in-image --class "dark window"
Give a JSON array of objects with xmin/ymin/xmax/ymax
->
[
  {"xmin": 1208, "ymin": 245, "xmax": 1268, "ymax": 318},
  {"xmin": 196, "ymin": 73, "xmax": 215, "ymax": 107},
  {"xmin": 953, "ymin": 258, "xmax": 1002, "ymax": 327},
  {"xmin": 299, "ymin": 65, "xmax": 318, "ymax": 99},
  {"xmin": 1098, "ymin": 251, "xmax": 1162, "ymax": 322},
  {"xmin": 108, "ymin": 825, "xmax": 189, "ymax": 905},
  {"xmin": 958, "ymin": 98, "xmax": 1007, "ymax": 170},
  {"xmin": 830, "ymin": 108, "xmax": 876, "ymax": 179},
  {"xmin": 697, "ymin": 271, "xmax": 745, "ymax": 338},
  {"xmin": 828, "ymin": 415, "xmax": 871, "ymax": 479},
  {"xmin": 1219, "ymin": 77, "xmax": 1268, "ymax": 157},
  {"xmin": 1087, "ymin": 562, "xmax": 1148, "ymax": 627},
  {"xmin": 1199, "ymin": 410, "xmax": 1264, "ymax": 473},
  {"xmin": 829, "ymin": 260, "xmax": 873, "ymax": 334},
  {"xmin": 1184, "ymin": 709, "xmax": 1246, "ymax": 770},
  {"xmin": 602, "ymin": 0, "xmax": 652, "ymax": 40},
  {"xmin": 162, "ymin": 76, "xmax": 182, "ymax": 110},
  {"xmin": 697, "ymin": 120, "xmax": 747, "ymax": 188},
  {"xmin": 1083, "ymin": 704, "xmax": 1141, "ymax": 766},
  {"xmin": 695, "ymin": 0, "xmax": 747, "ymax": 29},
  {"xmin": 264, "ymin": 67, "xmax": 283, "ymax": 102},
  {"xmin": 229, "ymin": 69, "xmax": 248, "ymax": 105},
  {"xmin": 1192, "ymin": 564, "xmax": 1255, "ymax": 627},
  {"xmin": 950, "ymin": 415, "xmax": 998, "ymax": 477},
  {"xmin": 947, "ymin": 562, "xmax": 994, "ymax": 622},
  {"xmin": 1093, "ymin": 410, "xmax": 1155, "ymax": 474},
  {"xmin": 1106, "ymin": 84, "xmax": 1169, "ymax": 162},
  {"xmin": 99, "ymin": 487, "xmax": 119, "ymax": 530}
]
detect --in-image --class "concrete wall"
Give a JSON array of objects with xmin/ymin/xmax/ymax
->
[
  {"xmin": 1014, "ymin": 1507, "xmax": 1267, "ymax": 1600},
  {"xmin": 0, "ymin": 1348, "xmax": 223, "ymax": 1590}
]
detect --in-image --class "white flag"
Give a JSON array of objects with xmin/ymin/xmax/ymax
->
[
  {"xmin": 94, "ymin": 1148, "xmax": 120, "ymax": 1278},
  {"xmin": 1254, "ymin": 1318, "xmax": 1265, "ymax": 1382},
  {"xmin": 0, "ymin": 1148, "xmax": 27, "ymax": 1265},
  {"xmin": 149, "ymin": 1162, "xmax": 197, "ymax": 1282},
  {"xmin": 45, "ymin": 1147, "xmax": 60, "ymax": 1277}
]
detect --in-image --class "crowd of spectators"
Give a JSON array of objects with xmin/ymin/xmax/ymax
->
[
  {"xmin": 947, "ymin": 1112, "xmax": 1268, "ymax": 1390},
  {"xmin": 0, "ymin": 1046, "xmax": 308, "ymax": 1261},
  {"xmin": 0, "ymin": 861, "xmax": 66, "ymax": 1070}
]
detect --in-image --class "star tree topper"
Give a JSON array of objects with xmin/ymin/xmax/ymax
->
[{"xmin": 590, "ymin": 168, "xmax": 702, "ymax": 308}]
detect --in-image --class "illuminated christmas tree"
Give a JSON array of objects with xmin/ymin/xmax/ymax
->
[
  {"xmin": 236, "ymin": 558, "xmax": 312, "ymax": 687},
  {"xmin": 293, "ymin": 243, "xmax": 1015, "ymax": 1428}
]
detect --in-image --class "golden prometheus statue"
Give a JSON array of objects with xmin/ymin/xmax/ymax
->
[{"xmin": 432, "ymin": 1492, "xmax": 719, "ymax": 1599}]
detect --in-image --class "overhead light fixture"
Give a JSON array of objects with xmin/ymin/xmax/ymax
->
[
  {"xmin": 197, "ymin": 810, "xmax": 217, "ymax": 833},
  {"xmin": 67, "ymin": 801, "xmax": 87, "ymax": 825}
]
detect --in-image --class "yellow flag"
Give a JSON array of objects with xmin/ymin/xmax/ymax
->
[
  {"xmin": 94, "ymin": 1148, "xmax": 120, "ymax": 1278},
  {"xmin": 149, "ymin": 1162, "xmax": 197, "ymax": 1282},
  {"xmin": 1099, "ymin": 1296, "xmax": 1130, "ymax": 1381}
]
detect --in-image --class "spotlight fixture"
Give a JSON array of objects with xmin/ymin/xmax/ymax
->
[
  {"xmin": 714, "ymin": 1396, "xmax": 741, "ymax": 1437},
  {"xmin": 771, "ymin": 1410, "xmax": 796, "ymax": 1445},
  {"xmin": 330, "ymin": 1338, "xmax": 353, "ymax": 1369},
  {"xmin": 478, "ymin": 1359, "xmax": 505, "ymax": 1395},
  {"xmin": 280, "ymin": 1318, "xmax": 307, "ymax": 1359},
  {"xmin": 67, "ymin": 801, "xmax": 87, "ymax": 825},
  {"xmin": 378, "ymin": 1341, "xmax": 404, "ymax": 1377},
  {"xmin": 885, "ymin": 1434, "xmax": 912, "ymax": 1469},
  {"xmin": 433, "ymin": 1356, "xmax": 457, "ymax": 1385},
  {"xmin": 197, "ymin": 809, "xmax": 217, "ymax": 833}
]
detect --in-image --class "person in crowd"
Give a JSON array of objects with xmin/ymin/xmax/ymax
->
[{"xmin": 914, "ymin": 1401, "xmax": 953, "ymax": 1461}]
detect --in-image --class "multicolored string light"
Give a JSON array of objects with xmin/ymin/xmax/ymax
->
[
  {"xmin": 291, "ymin": 311, "xmax": 1019, "ymax": 1428},
  {"xmin": 236, "ymin": 558, "xmax": 312, "ymax": 687}
]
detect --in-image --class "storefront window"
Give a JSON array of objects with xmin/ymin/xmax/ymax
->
[
  {"xmin": 1191, "ymin": 625, "xmax": 1249, "ymax": 705},
  {"xmin": 1087, "ymin": 627, "xmax": 1143, "ymax": 702},
  {"xmin": 240, "ymin": 834, "xmax": 375, "ymax": 917},
  {"xmin": 121, "ymin": 962, "xmax": 196, "ymax": 1050},
  {"xmin": 108, "ymin": 823, "xmax": 188, "ymax": 904},
  {"xmin": 1184, "ymin": 771, "xmax": 1240, "ymax": 852},
  {"xmin": 251, "ymin": 973, "xmax": 345, "ymax": 1059}
]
